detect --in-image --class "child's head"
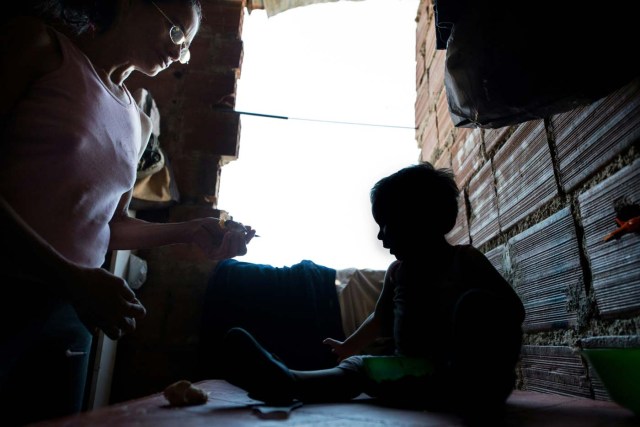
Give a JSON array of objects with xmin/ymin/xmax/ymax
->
[{"xmin": 370, "ymin": 162, "xmax": 459, "ymax": 258}]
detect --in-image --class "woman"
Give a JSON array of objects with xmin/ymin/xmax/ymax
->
[{"xmin": 0, "ymin": 1, "xmax": 254, "ymax": 424}]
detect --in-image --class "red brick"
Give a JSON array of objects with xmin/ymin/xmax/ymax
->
[
  {"xmin": 577, "ymin": 159, "xmax": 640, "ymax": 318},
  {"xmin": 436, "ymin": 88, "xmax": 454, "ymax": 147},
  {"xmin": 427, "ymin": 50, "xmax": 445, "ymax": 100},
  {"xmin": 552, "ymin": 77, "xmax": 640, "ymax": 192},
  {"xmin": 180, "ymin": 109, "xmax": 240, "ymax": 156},
  {"xmin": 416, "ymin": 47, "xmax": 426, "ymax": 88},
  {"xmin": 494, "ymin": 120, "xmax": 557, "ymax": 232},
  {"xmin": 451, "ymin": 128, "xmax": 482, "ymax": 189},
  {"xmin": 468, "ymin": 160, "xmax": 500, "ymax": 247},
  {"xmin": 201, "ymin": 1, "xmax": 244, "ymax": 35},
  {"xmin": 419, "ymin": 112, "xmax": 438, "ymax": 162},
  {"xmin": 483, "ymin": 126, "xmax": 512, "ymax": 155},
  {"xmin": 414, "ymin": 76, "xmax": 431, "ymax": 130},
  {"xmin": 508, "ymin": 208, "xmax": 583, "ymax": 332}
]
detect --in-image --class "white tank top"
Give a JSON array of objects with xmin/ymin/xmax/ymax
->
[{"xmin": 0, "ymin": 28, "xmax": 143, "ymax": 267}]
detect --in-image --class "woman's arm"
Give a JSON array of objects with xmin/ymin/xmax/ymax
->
[
  {"xmin": 108, "ymin": 190, "xmax": 255, "ymax": 259},
  {"xmin": 0, "ymin": 196, "xmax": 146, "ymax": 339}
]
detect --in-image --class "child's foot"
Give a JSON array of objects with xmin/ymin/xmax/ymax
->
[{"xmin": 222, "ymin": 327, "xmax": 296, "ymax": 404}]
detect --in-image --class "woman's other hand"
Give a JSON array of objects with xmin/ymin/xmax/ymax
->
[{"xmin": 67, "ymin": 266, "xmax": 147, "ymax": 340}]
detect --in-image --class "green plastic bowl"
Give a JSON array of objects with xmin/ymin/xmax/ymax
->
[{"xmin": 581, "ymin": 348, "xmax": 640, "ymax": 415}]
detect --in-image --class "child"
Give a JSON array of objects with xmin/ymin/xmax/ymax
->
[{"xmin": 222, "ymin": 163, "xmax": 525, "ymax": 416}]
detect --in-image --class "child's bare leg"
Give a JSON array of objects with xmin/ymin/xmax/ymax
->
[
  {"xmin": 291, "ymin": 360, "xmax": 364, "ymax": 402},
  {"xmin": 223, "ymin": 328, "xmax": 364, "ymax": 404}
]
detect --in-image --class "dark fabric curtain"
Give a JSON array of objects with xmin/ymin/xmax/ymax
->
[{"xmin": 197, "ymin": 259, "xmax": 344, "ymax": 378}]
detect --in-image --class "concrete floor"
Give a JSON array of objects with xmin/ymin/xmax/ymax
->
[{"xmin": 33, "ymin": 380, "xmax": 638, "ymax": 426}]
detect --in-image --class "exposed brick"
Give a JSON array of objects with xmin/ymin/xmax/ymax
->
[
  {"xmin": 552, "ymin": 77, "xmax": 640, "ymax": 192},
  {"xmin": 170, "ymin": 149, "xmax": 223, "ymax": 202},
  {"xmin": 484, "ymin": 244, "xmax": 507, "ymax": 278},
  {"xmin": 434, "ymin": 144, "xmax": 451, "ymax": 169},
  {"xmin": 415, "ymin": 4, "xmax": 429, "ymax": 58},
  {"xmin": 419, "ymin": 111, "xmax": 438, "ymax": 162},
  {"xmin": 422, "ymin": 10, "xmax": 437, "ymax": 71},
  {"xmin": 214, "ymin": 37, "xmax": 244, "ymax": 70},
  {"xmin": 577, "ymin": 159, "xmax": 640, "ymax": 318},
  {"xmin": 180, "ymin": 71, "xmax": 238, "ymax": 110},
  {"xmin": 436, "ymin": 88, "xmax": 454, "ymax": 148},
  {"xmin": 414, "ymin": 77, "xmax": 431, "ymax": 130},
  {"xmin": 451, "ymin": 128, "xmax": 482, "ymax": 189},
  {"xmin": 427, "ymin": 50, "xmax": 445, "ymax": 100},
  {"xmin": 494, "ymin": 120, "xmax": 558, "ymax": 232},
  {"xmin": 201, "ymin": 1, "xmax": 244, "ymax": 35},
  {"xmin": 416, "ymin": 48, "xmax": 426, "ymax": 88},
  {"xmin": 508, "ymin": 208, "xmax": 583, "ymax": 332},
  {"xmin": 484, "ymin": 126, "xmax": 512, "ymax": 155},
  {"xmin": 520, "ymin": 345, "xmax": 591, "ymax": 398},
  {"xmin": 181, "ymin": 109, "xmax": 240, "ymax": 156},
  {"xmin": 446, "ymin": 192, "xmax": 470, "ymax": 246},
  {"xmin": 468, "ymin": 160, "xmax": 500, "ymax": 247}
]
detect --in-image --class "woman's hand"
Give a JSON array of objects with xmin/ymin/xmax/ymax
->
[
  {"xmin": 66, "ymin": 265, "xmax": 147, "ymax": 340},
  {"xmin": 189, "ymin": 217, "xmax": 256, "ymax": 260}
]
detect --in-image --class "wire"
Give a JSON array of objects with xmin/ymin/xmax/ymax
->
[{"xmin": 219, "ymin": 108, "xmax": 417, "ymax": 130}]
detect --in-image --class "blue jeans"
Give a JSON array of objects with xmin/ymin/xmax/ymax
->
[{"xmin": 0, "ymin": 283, "xmax": 92, "ymax": 426}]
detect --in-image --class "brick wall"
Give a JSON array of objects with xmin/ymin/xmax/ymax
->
[{"xmin": 416, "ymin": 0, "xmax": 639, "ymax": 403}]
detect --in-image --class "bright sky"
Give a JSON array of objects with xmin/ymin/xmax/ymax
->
[{"xmin": 218, "ymin": 0, "xmax": 421, "ymax": 271}]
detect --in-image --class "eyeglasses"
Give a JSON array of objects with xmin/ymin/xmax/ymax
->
[{"xmin": 151, "ymin": 1, "xmax": 191, "ymax": 64}]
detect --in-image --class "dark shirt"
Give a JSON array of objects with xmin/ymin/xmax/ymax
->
[{"xmin": 391, "ymin": 245, "xmax": 525, "ymax": 367}]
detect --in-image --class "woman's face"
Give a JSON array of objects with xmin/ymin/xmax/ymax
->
[{"xmin": 130, "ymin": 1, "xmax": 200, "ymax": 76}]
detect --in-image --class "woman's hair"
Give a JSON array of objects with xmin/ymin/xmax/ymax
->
[
  {"xmin": 370, "ymin": 162, "xmax": 460, "ymax": 235},
  {"xmin": 25, "ymin": 0, "xmax": 202, "ymax": 35}
]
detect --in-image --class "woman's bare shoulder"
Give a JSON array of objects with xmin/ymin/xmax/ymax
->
[
  {"xmin": 1, "ymin": 16, "xmax": 63, "ymax": 115},
  {"xmin": 4, "ymin": 16, "xmax": 62, "ymax": 76}
]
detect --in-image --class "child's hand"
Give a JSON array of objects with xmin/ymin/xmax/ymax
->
[{"xmin": 323, "ymin": 337, "xmax": 355, "ymax": 362}]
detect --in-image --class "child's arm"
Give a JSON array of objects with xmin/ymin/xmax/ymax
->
[{"xmin": 324, "ymin": 261, "xmax": 398, "ymax": 361}]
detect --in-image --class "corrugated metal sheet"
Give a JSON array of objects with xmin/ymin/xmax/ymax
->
[
  {"xmin": 494, "ymin": 120, "xmax": 558, "ymax": 232},
  {"xmin": 577, "ymin": 159, "xmax": 640, "ymax": 318},
  {"xmin": 553, "ymin": 78, "xmax": 640, "ymax": 192},
  {"xmin": 508, "ymin": 208, "xmax": 583, "ymax": 331}
]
